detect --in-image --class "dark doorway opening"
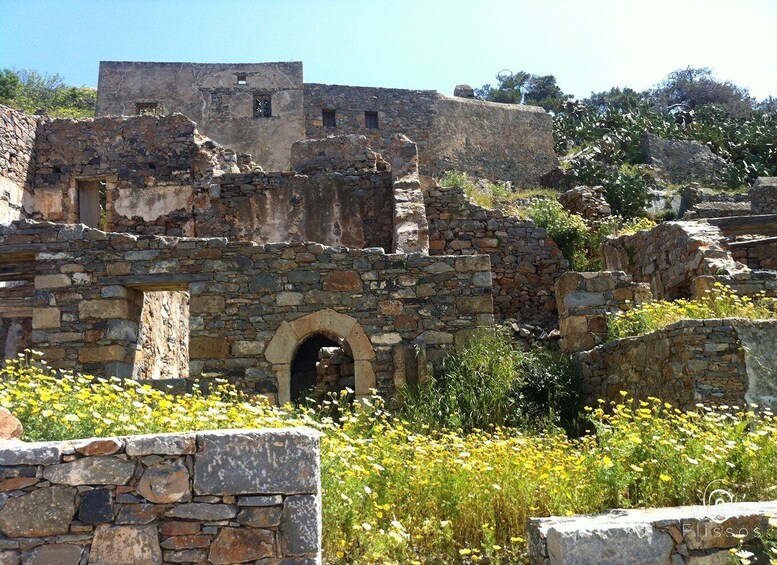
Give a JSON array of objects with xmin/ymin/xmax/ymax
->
[{"xmin": 290, "ymin": 333, "xmax": 354, "ymax": 403}]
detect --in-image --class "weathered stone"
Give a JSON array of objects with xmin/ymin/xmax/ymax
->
[
  {"xmin": 0, "ymin": 410, "xmax": 22, "ymax": 441},
  {"xmin": 163, "ymin": 549, "xmax": 207, "ymax": 563},
  {"xmin": 323, "ymin": 270, "xmax": 362, "ymax": 291},
  {"xmin": 238, "ymin": 495, "xmax": 283, "ymax": 507},
  {"xmin": 0, "ymin": 551, "xmax": 18, "ymax": 565},
  {"xmin": 23, "ymin": 543, "xmax": 82, "ymax": 565},
  {"xmin": 189, "ymin": 337, "xmax": 230, "ymax": 359},
  {"xmin": 237, "ymin": 506, "xmax": 282, "ymax": 528},
  {"xmin": 160, "ymin": 534, "xmax": 211, "ymax": 550},
  {"xmin": 164, "ymin": 503, "xmax": 237, "ymax": 521},
  {"xmin": 158, "ymin": 522, "xmax": 200, "ymax": 536},
  {"xmin": 0, "ymin": 486, "xmax": 76, "ymax": 537},
  {"xmin": 194, "ymin": 429, "xmax": 319, "ymax": 495},
  {"xmin": 0, "ymin": 441, "xmax": 60, "ymax": 465},
  {"xmin": 73, "ymin": 437, "xmax": 123, "ymax": 456},
  {"xmin": 124, "ymin": 433, "xmax": 196, "ymax": 457},
  {"xmin": 545, "ymin": 522, "xmax": 673, "ymax": 565},
  {"xmin": 208, "ymin": 527, "xmax": 274, "ymax": 564},
  {"xmin": 43, "ymin": 456, "xmax": 135, "ymax": 486},
  {"xmin": 0, "ymin": 477, "xmax": 37, "ymax": 492},
  {"xmin": 137, "ymin": 460, "xmax": 191, "ymax": 504},
  {"xmin": 115, "ymin": 503, "xmax": 167, "ymax": 525},
  {"xmin": 89, "ymin": 524, "xmax": 162, "ymax": 565},
  {"xmin": 281, "ymin": 495, "xmax": 321, "ymax": 556},
  {"xmin": 78, "ymin": 488, "xmax": 113, "ymax": 523}
]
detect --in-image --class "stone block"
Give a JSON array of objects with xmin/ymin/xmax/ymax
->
[
  {"xmin": 31, "ymin": 307, "xmax": 60, "ymax": 329},
  {"xmin": 189, "ymin": 337, "xmax": 230, "ymax": 359},
  {"xmin": 236, "ymin": 506, "xmax": 282, "ymax": 528},
  {"xmin": 277, "ymin": 291, "xmax": 303, "ymax": 306},
  {"xmin": 193, "ymin": 428, "xmax": 320, "ymax": 496},
  {"xmin": 0, "ymin": 486, "xmax": 76, "ymax": 537},
  {"xmin": 43, "ymin": 456, "xmax": 136, "ymax": 486},
  {"xmin": 78, "ymin": 299, "xmax": 131, "ymax": 319},
  {"xmin": 164, "ymin": 503, "xmax": 237, "ymax": 521},
  {"xmin": 78, "ymin": 488, "xmax": 113, "ymax": 523},
  {"xmin": 455, "ymin": 294, "xmax": 492, "ymax": 314},
  {"xmin": 77, "ymin": 345, "xmax": 127, "ymax": 363},
  {"xmin": 231, "ymin": 340, "xmax": 265, "ymax": 356},
  {"xmin": 189, "ymin": 295, "xmax": 225, "ymax": 314},
  {"xmin": 89, "ymin": 524, "xmax": 162, "ymax": 565},
  {"xmin": 323, "ymin": 270, "xmax": 362, "ymax": 291},
  {"xmin": 546, "ymin": 522, "xmax": 673, "ymax": 565},
  {"xmin": 208, "ymin": 527, "xmax": 275, "ymax": 564},
  {"xmin": 34, "ymin": 274, "xmax": 71, "ymax": 289},
  {"xmin": 281, "ymin": 495, "xmax": 322, "ymax": 556},
  {"xmin": 73, "ymin": 437, "xmax": 123, "ymax": 456},
  {"xmin": 24, "ymin": 544, "xmax": 82, "ymax": 565},
  {"xmin": 0, "ymin": 441, "xmax": 61, "ymax": 465},
  {"xmin": 137, "ymin": 460, "xmax": 191, "ymax": 503},
  {"xmin": 124, "ymin": 432, "xmax": 196, "ymax": 456}
]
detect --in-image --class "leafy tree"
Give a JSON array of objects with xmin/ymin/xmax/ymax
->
[
  {"xmin": 0, "ymin": 68, "xmax": 96, "ymax": 118},
  {"xmin": 584, "ymin": 87, "xmax": 643, "ymax": 114},
  {"xmin": 476, "ymin": 70, "xmax": 570, "ymax": 112},
  {"xmin": 647, "ymin": 67, "xmax": 753, "ymax": 117}
]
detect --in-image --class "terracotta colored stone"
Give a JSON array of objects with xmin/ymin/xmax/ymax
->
[
  {"xmin": 159, "ymin": 522, "xmax": 200, "ymax": 536},
  {"xmin": 137, "ymin": 460, "xmax": 191, "ymax": 503},
  {"xmin": 0, "ymin": 476, "xmax": 37, "ymax": 492},
  {"xmin": 89, "ymin": 524, "xmax": 162, "ymax": 565},
  {"xmin": 208, "ymin": 527, "xmax": 274, "ymax": 564},
  {"xmin": 0, "ymin": 408, "xmax": 23, "ymax": 440},
  {"xmin": 160, "ymin": 534, "xmax": 211, "ymax": 550},
  {"xmin": 73, "ymin": 437, "xmax": 123, "ymax": 456},
  {"xmin": 323, "ymin": 270, "xmax": 362, "ymax": 292}
]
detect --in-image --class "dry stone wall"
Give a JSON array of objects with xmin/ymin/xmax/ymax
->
[
  {"xmin": 529, "ymin": 500, "xmax": 777, "ymax": 565},
  {"xmin": 574, "ymin": 318, "xmax": 777, "ymax": 410},
  {"xmin": 0, "ymin": 105, "xmax": 37, "ymax": 224},
  {"xmin": 424, "ymin": 184, "xmax": 566, "ymax": 325},
  {"xmin": 3, "ymin": 219, "xmax": 493, "ymax": 402},
  {"xmin": 750, "ymin": 177, "xmax": 777, "ymax": 214},
  {"xmin": 602, "ymin": 221, "xmax": 742, "ymax": 299},
  {"xmin": 0, "ymin": 428, "xmax": 321, "ymax": 564},
  {"xmin": 729, "ymin": 237, "xmax": 777, "ymax": 271},
  {"xmin": 555, "ymin": 271, "xmax": 653, "ymax": 353}
]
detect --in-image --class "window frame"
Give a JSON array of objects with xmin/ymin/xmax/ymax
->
[
  {"xmin": 322, "ymin": 109, "xmax": 337, "ymax": 128},
  {"xmin": 253, "ymin": 94, "xmax": 272, "ymax": 118},
  {"xmin": 364, "ymin": 111, "xmax": 379, "ymax": 130}
]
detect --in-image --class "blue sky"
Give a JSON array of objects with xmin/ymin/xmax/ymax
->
[{"xmin": 2, "ymin": 0, "xmax": 776, "ymax": 100}]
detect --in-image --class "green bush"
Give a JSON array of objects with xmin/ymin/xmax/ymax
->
[
  {"xmin": 440, "ymin": 170, "xmax": 510, "ymax": 208},
  {"xmin": 399, "ymin": 329, "xmax": 580, "ymax": 433},
  {"xmin": 528, "ymin": 199, "xmax": 589, "ymax": 270}
]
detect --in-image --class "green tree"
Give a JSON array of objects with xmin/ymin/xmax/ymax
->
[
  {"xmin": 0, "ymin": 69, "xmax": 21, "ymax": 103},
  {"xmin": 647, "ymin": 67, "xmax": 753, "ymax": 117},
  {"xmin": 0, "ymin": 68, "xmax": 96, "ymax": 118},
  {"xmin": 584, "ymin": 87, "xmax": 643, "ymax": 113},
  {"xmin": 476, "ymin": 70, "xmax": 570, "ymax": 112}
]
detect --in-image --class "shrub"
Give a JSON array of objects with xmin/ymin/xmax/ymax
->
[
  {"xmin": 528, "ymin": 199, "xmax": 589, "ymax": 270},
  {"xmin": 439, "ymin": 171, "xmax": 509, "ymax": 209},
  {"xmin": 607, "ymin": 283, "xmax": 777, "ymax": 340},
  {"xmin": 399, "ymin": 329, "xmax": 580, "ymax": 433}
]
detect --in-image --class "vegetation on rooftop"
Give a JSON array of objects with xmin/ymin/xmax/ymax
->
[{"xmin": 0, "ymin": 68, "xmax": 96, "ymax": 118}]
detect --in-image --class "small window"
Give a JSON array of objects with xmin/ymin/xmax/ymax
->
[
  {"xmin": 322, "ymin": 109, "xmax": 336, "ymax": 128},
  {"xmin": 365, "ymin": 111, "xmax": 379, "ymax": 130},
  {"xmin": 236, "ymin": 74, "xmax": 247, "ymax": 85},
  {"xmin": 253, "ymin": 94, "xmax": 272, "ymax": 118},
  {"xmin": 136, "ymin": 102, "xmax": 160, "ymax": 116}
]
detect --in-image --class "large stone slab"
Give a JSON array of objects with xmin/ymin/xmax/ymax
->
[
  {"xmin": 89, "ymin": 524, "xmax": 162, "ymax": 565},
  {"xmin": 546, "ymin": 521, "xmax": 674, "ymax": 565},
  {"xmin": 124, "ymin": 432, "xmax": 196, "ymax": 456},
  {"xmin": 0, "ymin": 440, "xmax": 61, "ymax": 465},
  {"xmin": 43, "ymin": 456, "xmax": 136, "ymax": 485},
  {"xmin": 24, "ymin": 544, "xmax": 82, "ymax": 565},
  {"xmin": 0, "ymin": 486, "xmax": 76, "ymax": 537},
  {"xmin": 193, "ymin": 428, "xmax": 320, "ymax": 495},
  {"xmin": 207, "ymin": 527, "xmax": 275, "ymax": 564},
  {"xmin": 281, "ymin": 494, "xmax": 322, "ymax": 557},
  {"xmin": 164, "ymin": 503, "xmax": 237, "ymax": 521}
]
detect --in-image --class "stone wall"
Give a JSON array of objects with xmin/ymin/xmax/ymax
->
[
  {"xmin": 602, "ymin": 221, "xmax": 742, "ymax": 299},
  {"xmin": 692, "ymin": 270, "xmax": 777, "ymax": 299},
  {"xmin": 555, "ymin": 271, "xmax": 652, "ymax": 353},
  {"xmin": 134, "ymin": 291, "xmax": 190, "ymax": 381},
  {"xmin": 574, "ymin": 318, "xmax": 777, "ymax": 410},
  {"xmin": 640, "ymin": 133, "xmax": 727, "ymax": 185},
  {"xmin": 729, "ymin": 237, "xmax": 777, "ymax": 271},
  {"xmin": 529, "ymin": 500, "xmax": 777, "ymax": 565},
  {"xmin": 0, "ymin": 427, "xmax": 321, "ymax": 564},
  {"xmin": 424, "ymin": 184, "xmax": 566, "ymax": 325},
  {"xmin": 3, "ymin": 219, "xmax": 493, "ymax": 403},
  {"xmin": 751, "ymin": 177, "xmax": 777, "ymax": 214},
  {"xmin": 303, "ymin": 84, "xmax": 557, "ymax": 186},
  {"xmin": 96, "ymin": 61, "xmax": 305, "ymax": 171},
  {"xmin": 0, "ymin": 105, "xmax": 37, "ymax": 224}
]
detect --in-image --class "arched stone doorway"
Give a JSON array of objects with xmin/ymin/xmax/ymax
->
[{"xmin": 264, "ymin": 309, "xmax": 376, "ymax": 404}]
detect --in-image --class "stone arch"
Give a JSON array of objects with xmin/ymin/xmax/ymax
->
[{"xmin": 264, "ymin": 309, "xmax": 376, "ymax": 404}]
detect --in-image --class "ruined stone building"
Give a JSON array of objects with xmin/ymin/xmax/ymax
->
[{"xmin": 0, "ymin": 61, "xmax": 566, "ymax": 403}]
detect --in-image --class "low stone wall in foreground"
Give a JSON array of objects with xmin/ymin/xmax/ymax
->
[
  {"xmin": 0, "ymin": 428, "xmax": 321, "ymax": 564},
  {"xmin": 529, "ymin": 500, "xmax": 777, "ymax": 565}
]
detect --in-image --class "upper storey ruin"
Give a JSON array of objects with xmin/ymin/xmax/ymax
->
[{"xmin": 95, "ymin": 61, "xmax": 558, "ymax": 186}]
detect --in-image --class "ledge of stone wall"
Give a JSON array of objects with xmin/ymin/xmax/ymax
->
[
  {"xmin": 0, "ymin": 428, "xmax": 321, "ymax": 564},
  {"xmin": 529, "ymin": 500, "xmax": 777, "ymax": 565}
]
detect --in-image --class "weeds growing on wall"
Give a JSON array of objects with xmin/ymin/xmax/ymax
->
[
  {"xmin": 439, "ymin": 170, "xmax": 511, "ymax": 208},
  {"xmin": 607, "ymin": 283, "xmax": 777, "ymax": 340},
  {"xmin": 399, "ymin": 329, "xmax": 580, "ymax": 433},
  {"xmin": 2, "ymin": 355, "xmax": 777, "ymax": 563}
]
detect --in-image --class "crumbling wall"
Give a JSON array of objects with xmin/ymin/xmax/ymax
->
[
  {"xmin": 134, "ymin": 291, "xmax": 190, "ymax": 380},
  {"xmin": 574, "ymin": 318, "xmax": 777, "ymax": 410},
  {"xmin": 555, "ymin": 271, "xmax": 652, "ymax": 353},
  {"xmin": 750, "ymin": 177, "xmax": 777, "ymax": 214},
  {"xmin": 0, "ymin": 105, "xmax": 37, "ymax": 224},
  {"xmin": 6, "ymin": 219, "xmax": 493, "ymax": 401},
  {"xmin": 0, "ymin": 428, "xmax": 321, "ymax": 564},
  {"xmin": 32, "ymin": 114, "xmax": 200, "ymax": 234},
  {"xmin": 97, "ymin": 61, "xmax": 305, "ymax": 171},
  {"xmin": 602, "ymin": 221, "xmax": 742, "ymax": 299},
  {"xmin": 729, "ymin": 237, "xmax": 777, "ymax": 270},
  {"xmin": 424, "ymin": 184, "xmax": 566, "ymax": 325},
  {"xmin": 303, "ymin": 84, "xmax": 558, "ymax": 186}
]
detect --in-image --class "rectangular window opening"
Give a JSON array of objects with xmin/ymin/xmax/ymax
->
[
  {"xmin": 322, "ymin": 109, "xmax": 336, "ymax": 128},
  {"xmin": 136, "ymin": 102, "xmax": 160, "ymax": 116},
  {"xmin": 236, "ymin": 74, "xmax": 247, "ymax": 85},
  {"xmin": 253, "ymin": 94, "xmax": 272, "ymax": 118},
  {"xmin": 365, "ymin": 111, "xmax": 379, "ymax": 130},
  {"xmin": 77, "ymin": 179, "xmax": 107, "ymax": 229}
]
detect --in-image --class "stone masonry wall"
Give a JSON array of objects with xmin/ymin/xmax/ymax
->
[
  {"xmin": 729, "ymin": 237, "xmax": 777, "ymax": 271},
  {"xmin": 529, "ymin": 500, "xmax": 777, "ymax": 565},
  {"xmin": 691, "ymin": 270, "xmax": 777, "ymax": 299},
  {"xmin": 3, "ymin": 219, "xmax": 493, "ymax": 402},
  {"xmin": 575, "ymin": 318, "xmax": 777, "ymax": 410},
  {"xmin": 0, "ymin": 428, "xmax": 321, "ymax": 564},
  {"xmin": 303, "ymin": 84, "xmax": 558, "ymax": 186},
  {"xmin": 424, "ymin": 184, "xmax": 566, "ymax": 325},
  {"xmin": 0, "ymin": 105, "xmax": 37, "ymax": 224},
  {"xmin": 751, "ymin": 177, "xmax": 777, "ymax": 214},
  {"xmin": 555, "ymin": 271, "xmax": 653, "ymax": 353},
  {"xmin": 602, "ymin": 221, "xmax": 742, "ymax": 299}
]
